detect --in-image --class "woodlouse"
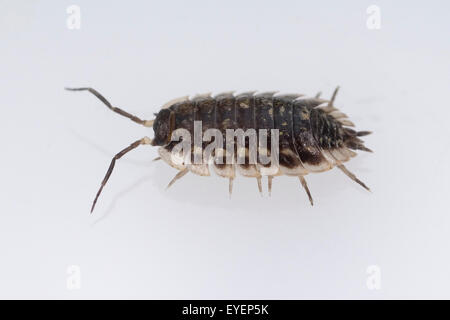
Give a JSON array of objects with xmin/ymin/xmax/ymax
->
[{"xmin": 66, "ymin": 87, "xmax": 372, "ymax": 212}]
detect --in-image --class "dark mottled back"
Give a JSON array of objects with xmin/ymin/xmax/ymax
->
[{"xmin": 153, "ymin": 93, "xmax": 348, "ymax": 159}]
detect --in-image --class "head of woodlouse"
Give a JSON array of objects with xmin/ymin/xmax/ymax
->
[{"xmin": 152, "ymin": 108, "xmax": 172, "ymax": 146}]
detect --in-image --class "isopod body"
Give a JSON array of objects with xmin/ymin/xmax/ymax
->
[{"xmin": 66, "ymin": 87, "xmax": 372, "ymax": 212}]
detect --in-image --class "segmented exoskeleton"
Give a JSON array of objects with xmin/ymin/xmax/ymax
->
[{"xmin": 66, "ymin": 87, "xmax": 372, "ymax": 212}]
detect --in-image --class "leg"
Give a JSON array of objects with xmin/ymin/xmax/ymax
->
[
  {"xmin": 91, "ymin": 137, "xmax": 152, "ymax": 213},
  {"xmin": 329, "ymin": 86, "xmax": 340, "ymax": 106},
  {"xmin": 299, "ymin": 176, "xmax": 314, "ymax": 206},
  {"xmin": 256, "ymin": 176, "xmax": 262, "ymax": 196},
  {"xmin": 337, "ymin": 164, "xmax": 370, "ymax": 191},
  {"xmin": 65, "ymin": 87, "xmax": 154, "ymax": 127},
  {"xmin": 268, "ymin": 176, "xmax": 273, "ymax": 196},
  {"xmin": 166, "ymin": 168, "xmax": 188, "ymax": 189},
  {"xmin": 321, "ymin": 86, "xmax": 340, "ymax": 113},
  {"xmin": 229, "ymin": 177, "xmax": 234, "ymax": 198}
]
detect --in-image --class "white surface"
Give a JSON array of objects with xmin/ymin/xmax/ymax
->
[{"xmin": 0, "ymin": 0, "xmax": 449, "ymax": 299}]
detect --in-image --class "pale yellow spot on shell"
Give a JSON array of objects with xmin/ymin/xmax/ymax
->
[{"xmin": 301, "ymin": 111, "xmax": 310, "ymax": 120}]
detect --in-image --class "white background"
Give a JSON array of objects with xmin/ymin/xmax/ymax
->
[{"xmin": 0, "ymin": 0, "xmax": 449, "ymax": 299}]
